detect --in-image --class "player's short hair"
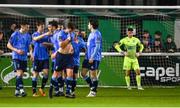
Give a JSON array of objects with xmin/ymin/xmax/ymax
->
[
  {"xmin": 143, "ymin": 30, "xmax": 149, "ymax": 34},
  {"xmin": 155, "ymin": 31, "xmax": 162, "ymax": 36},
  {"xmin": 58, "ymin": 21, "xmax": 64, "ymax": 26},
  {"xmin": 49, "ymin": 20, "xmax": 58, "ymax": 28},
  {"xmin": 167, "ymin": 34, "xmax": 172, "ymax": 39},
  {"xmin": 36, "ymin": 21, "xmax": 44, "ymax": 26},
  {"xmin": 89, "ymin": 19, "xmax": 99, "ymax": 29},
  {"xmin": 127, "ymin": 28, "xmax": 133, "ymax": 31},
  {"xmin": 20, "ymin": 21, "xmax": 29, "ymax": 26},
  {"xmin": 65, "ymin": 21, "xmax": 75, "ymax": 30}
]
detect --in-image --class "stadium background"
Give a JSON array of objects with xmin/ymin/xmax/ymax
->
[{"xmin": 0, "ymin": 7, "xmax": 180, "ymax": 87}]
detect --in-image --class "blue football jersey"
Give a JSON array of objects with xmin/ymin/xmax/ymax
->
[
  {"xmin": 9, "ymin": 31, "xmax": 32, "ymax": 61},
  {"xmin": 87, "ymin": 29, "xmax": 102, "ymax": 61},
  {"xmin": 72, "ymin": 36, "xmax": 86, "ymax": 66},
  {"xmin": 32, "ymin": 32, "xmax": 50, "ymax": 60}
]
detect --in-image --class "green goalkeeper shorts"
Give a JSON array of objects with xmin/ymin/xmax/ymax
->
[{"xmin": 123, "ymin": 56, "xmax": 140, "ymax": 71}]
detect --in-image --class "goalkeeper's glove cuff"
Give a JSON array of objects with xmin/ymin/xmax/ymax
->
[{"xmin": 138, "ymin": 52, "xmax": 142, "ymax": 55}]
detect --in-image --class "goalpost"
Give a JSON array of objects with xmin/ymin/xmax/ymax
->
[{"xmin": 0, "ymin": 5, "xmax": 180, "ymax": 87}]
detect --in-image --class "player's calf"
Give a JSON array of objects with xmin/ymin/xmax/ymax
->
[
  {"xmin": 57, "ymin": 75, "xmax": 65, "ymax": 96},
  {"xmin": 32, "ymin": 77, "xmax": 38, "ymax": 96},
  {"xmin": 16, "ymin": 73, "xmax": 27, "ymax": 97}
]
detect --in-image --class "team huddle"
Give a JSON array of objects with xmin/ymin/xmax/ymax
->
[
  {"xmin": 7, "ymin": 19, "xmax": 144, "ymax": 99},
  {"xmin": 7, "ymin": 19, "xmax": 102, "ymax": 98}
]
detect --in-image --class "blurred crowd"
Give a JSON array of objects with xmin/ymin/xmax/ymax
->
[{"xmin": 0, "ymin": 22, "xmax": 18, "ymax": 54}]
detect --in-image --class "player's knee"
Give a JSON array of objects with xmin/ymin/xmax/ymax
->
[
  {"xmin": 67, "ymin": 72, "xmax": 73, "ymax": 78},
  {"xmin": 125, "ymin": 70, "xmax": 130, "ymax": 76},
  {"xmin": 16, "ymin": 70, "xmax": 23, "ymax": 76},
  {"xmin": 136, "ymin": 70, "xmax": 141, "ymax": 75},
  {"xmin": 81, "ymin": 70, "xmax": 87, "ymax": 78},
  {"xmin": 43, "ymin": 69, "xmax": 49, "ymax": 74},
  {"xmin": 66, "ymin": 69, "xmax": 73, "ymax": 77},
  {"xmin": 90, "ymin": 71, "xmax": 97, "ymax": 78}
]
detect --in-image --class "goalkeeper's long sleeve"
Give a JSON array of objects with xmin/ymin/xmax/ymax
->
[
  {"xmin": 138, "ymin": 43, "xmax": 144, "ymax": 52},
  {"xmin": 114, "ymin": 43, "xmax": 123, "ymax": 53}
]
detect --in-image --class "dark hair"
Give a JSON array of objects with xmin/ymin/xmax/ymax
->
[
  {"xmin": 65, "ymin": 21, "xmax": 75, "ymax": 30},
  {"xmin": 155, "ymin": 31, "xmax": 162, "ymax": 36},
  {"xmin": 167, "ymin": 34, "xmax": 172, "ymax": 38},
  {"xmin": 58, "ymin": 21, "xmax": 64, "ymax": 26},
  {"xmin": 49, "ymin": 20, "xmax": 58, "ymax": 28},
  {"xmin": 20, "ymin": 21, "xmax": 29, "ymax": 25},
  {"xmin": 36, "ymin": 21, "xmax": 44, "ymax": 26},
  {"xmin": 128, "ymin": 28, "xmax": 133, "ymax": 31},
  {"xmin": 143, "ymin": 30, "xmax": 149, "ymax": 34},
  {"xmin": 89, "ymin": 19, "xmax": 99, "ymax": 29}
]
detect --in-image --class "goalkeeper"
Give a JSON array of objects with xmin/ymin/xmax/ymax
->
[{"xmin": 114, "ymin": 28, "xmax": 144, "ymax": 90}]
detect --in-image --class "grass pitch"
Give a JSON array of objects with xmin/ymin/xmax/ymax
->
[{"xmin": 0, "ymin": 87, "xmax": 180, "ymax": 107}]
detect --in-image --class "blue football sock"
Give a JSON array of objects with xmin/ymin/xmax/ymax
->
[
  {"xmin": 16, "ymin": 76, "xmax": 23, "ymax": 90},
  {"xmin": 41, "ymin": 75, "xmax": 48, "ymax": 89},
  {"xmin": 57, "ymin": 76, "xmax": 64, "ymax": 89},
  {"xmin": 50, "ymin": 77, "xmax": 59, "ymax": 92},
  {"xmin": 84, "ymin": 76, "xmax": 92, "ymax": 87},
  {"xmin": 91, "ymin": 78, "xmax": 98, "ymax": 92},
  {"xmin": 72, "ymin": 79, "xmax": 77, "ymax": 92},
  {"xmin": 66, "ymin": 77, "xmax": 73, "ymax": 94}
]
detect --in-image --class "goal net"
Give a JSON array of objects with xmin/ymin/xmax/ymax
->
[{"xmin": 0, "ymin": 5, "xmax": 180, "ymax": 87}]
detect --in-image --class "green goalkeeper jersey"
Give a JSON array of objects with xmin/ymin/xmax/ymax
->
[{"xmin": 115, "ymin": 36, "xmax": 144, "ymax": 59}]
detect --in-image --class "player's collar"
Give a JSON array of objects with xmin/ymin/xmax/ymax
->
[
  {"xmin": 91, "ymin": 29, "xmax": 98, "ymax": 33},
  {"xmin": 19, "ymin": 30, "xmax": 26, "ymax": 34},
  {"xmin": 127, "ymin": 35, "xmax": 133, "ymax": 38},
  {"xmin": 54, "ymin": 29, "xmax": 58, "ymax": 34},
  {"xmin": 37, "ymin": 31, "xmax": 43, "ymax": 34}
]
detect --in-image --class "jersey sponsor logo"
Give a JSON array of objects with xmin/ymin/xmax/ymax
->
[{"xmin": 140, "ymin": 63, "xmax": 180, "ymax": 82}]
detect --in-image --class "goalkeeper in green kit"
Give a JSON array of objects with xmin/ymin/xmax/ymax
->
[{"xmin": 114, "ymin": 27, "xmax": 144, "ymax": 90}]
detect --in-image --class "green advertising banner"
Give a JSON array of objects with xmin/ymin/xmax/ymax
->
[{"xmin": 0, "ymin": 56, "xmax": 126, "ymax": 87}]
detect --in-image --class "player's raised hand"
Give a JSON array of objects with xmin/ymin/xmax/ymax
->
[{"xmin": 16, "ymin": 49, "xmax": 24, "ymax": 55}]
